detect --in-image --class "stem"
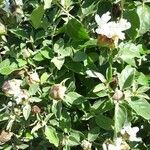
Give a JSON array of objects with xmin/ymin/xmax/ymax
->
[{"xmin": 114, "ymin": 102, "xmax": 119, "ymax": 140}]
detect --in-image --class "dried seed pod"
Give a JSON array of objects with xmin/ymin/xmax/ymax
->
[
  {"xmin": 32, "ymin": 105, "xmax": 41, "ymax": 114},
  {"xmin": 97, "ymin": 34, "xmax": 116, "ymax": 49},
  {"xmin": 0, "ymin": 130, "xmax": 13, "ymax": 144}
]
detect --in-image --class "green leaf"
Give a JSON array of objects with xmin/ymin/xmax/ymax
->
[
  {"xmin": 29, "ymin": 97, "xmax": 42, "ymax": 103},
  {"xmin": 64, "ymin": 92, "xmax": 85, "ymax": 105},
  {"xmin": 95, "ymin": 114, "xmax": 113, "ymax": 130},
  {"xmin": 106, "ymin": 64, "xmax": 112, "ymax": 81},
  {"xmin": 33, "ymin": 52, "xmax": 44, "ymax": 61},
  {"xmin": 40, "ymin": 46, "xmax": 53, "ymax": 59},
  {"xmin": 17, "ymin": 59, "xmax": 27, "ymax": 67},
  {"xmin": 30, "ymin": 5, "xmax": 45, "ymax": 29},
  {"xmin": 128, "ymin": 98, "xmax": 150, "ymax": 120},
  {"xmin": 60, "ymin": 0, "xmax": 72, "ymax": 9},
  {"xmin": 44, "ymin": 0, "xmax": 52, "ymax": 9},
  {"xmin": 0, "ymin": 59, "xmax": 18, "ymax": 75},
  {"xmin": 67, "ymin": 136, "xmax": 80, "ymax": 146},
  {"xmin": 51, "ymin": 56, "xmax": 65, "ymax": 70},
  {"xmin": 81, "ymin": 0, "xmax": 97, "ymax": 16},
  {"xmin": 91, "ymin": 100, "xmax": 113, "ymax": 114},
  {"xmin": 114, "ymin": 103, "xmax": 127, "ymax": 133},
  {"xmin": 29, "ymin": 84, "xmax": 39, "ymax": 95},
  {"xmin": 93, "ymin": 83, "xmax": 107, "ymax": 93},
  {"xmin": 118, "ymin": 65, "xmax": 135, "ymax": 90},
  {"xmin": 9, "ymin": 28, "xmax": 29, "ymax": 39},
  {"xmin": 40, "ymin": 72, "xmax": 50, "ymax": 84},
  {"xmin": 65, "ymin": 62, "xmax": 86, "ymax": 75},
  {"xmin": 23, "ymin": 104, "xmax": 31, "ymax": 120},
  {"xmin": 54, "ymin": 39, "xmax": 71, "ymax": 57},
  {"xmin": 60, "ymin": 110, "xmax": 71, "ymax": 132},
  {"xmin": 87, "ymin": 127, "xmax": 100, "ymax": 142},
  {"xmin": 66, "ymin": 18, "xmax": 89, "ymax": 41},
  {"xmin": 67, "ymin": 131, "xmax": 81, "ymax": 146},
  {"xmin": 124, "ymin": 9, "xmax": 140, "ymax": 39},
  {"xmin": 86, "ymin": 70, "xmax": 106, "ymax": 83},
  {"xmin": 93, "ymin": 83, "xmax": 108, "ymax": 97},
  {"xmin": 137, "ymin": 4, "xmax": 150, "ymax": 36},
  {"xmin": 118, "ymin": 42, "xmax": 141, "ymax": 66},
  {"xmin": 45, "ymin": 126, "xmax": 59, "ymax": 147},
  {"xmin": 73, "ymin": 51, "xmax": 87, "ymax": 62},
  {"xmin": 79, "ymin": 39, "xmax": 97, "ymax": 49}
]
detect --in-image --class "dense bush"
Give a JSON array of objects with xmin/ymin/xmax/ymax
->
[{"xmin": 0, "ymin": 0, "xmax": 150, "ymax": 149}]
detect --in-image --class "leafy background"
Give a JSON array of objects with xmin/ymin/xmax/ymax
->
[{"xmin": 0, "ymin": 0, "xmax": 150, "ymax": 149}]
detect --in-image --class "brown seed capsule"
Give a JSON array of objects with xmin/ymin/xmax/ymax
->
[
  {"xmin": 49, "ymin": 84, "xmax": 66, "ymax": 100},
  {"xmin": 32, "ymin": 105, "xmax": 41, "ymax": 114},
  {"xmin": 97, "ymin": 34, "xmax": 117, "ymax": 49},
  {"xmin": 0, "ymin": 130, "xmax": 13, "ymax": 144}
]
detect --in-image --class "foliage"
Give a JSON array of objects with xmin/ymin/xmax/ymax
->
[{"xmin": 0, "ymin": 0, "xmax": 150, "ymax": 149}]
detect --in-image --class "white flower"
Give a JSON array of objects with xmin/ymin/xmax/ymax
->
[
  {"xmin": 95, "ymin": 12, "xmax": 131, "ymax": 47},
  {"xmin": 121, "ymin": 123, "xmax": 141, "ymax": 142},
  {"xmin": 15, "ymin": 90, "xmax": 29, "ymax": 104},
  {"xmin": 95, "ymin": 12, "xmax": 111, "ymax": 27},
  {"xmin": 2, "ymin": 79, "xmax": 30, "ymax": 104},
  {"xmin": 50, "ymin": 84, "xmax": 67, "ymax": 100},
  {"xmin": 29, "ymin": 72, "xmax": 40, "ymax": 83},
  {"xmin": 102, "ymin": 138, "xmax": 122, "ymax": 150},
  {"xmin": 81, "ymin": 140, "xmax": 92, "ymax": 150},
  {"xmin": 2, "ymin": 79, "xmax": 22, "ymax": 97}
]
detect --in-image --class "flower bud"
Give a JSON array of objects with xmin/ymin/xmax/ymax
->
[
  {"xmin": 32, "ymin": 105, "xmax": 41, "ymax": 114},
  {"xmin": 50, "ymin": 84, "xmax": 66, "ymax": 100},
  {"xmin": 112, "ymin": 89, "xmax": 123, "ymax": 101}
]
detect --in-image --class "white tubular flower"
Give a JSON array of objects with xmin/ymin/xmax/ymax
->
[
  {"xmin": 121, "ymin": 123, "xmax": 142, "ymax": 142},
  {"xmin": 2, "ymin": 79, "xmax": 22, "ymax": 97},
  {"xmin": 81, "ymin": 140, "xmax": 92, "ymax": 150},
  {"xmin": 95, "ymin": 12, "xmax": 131, "ymax": 48}
]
